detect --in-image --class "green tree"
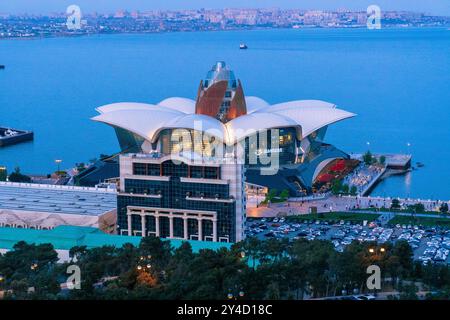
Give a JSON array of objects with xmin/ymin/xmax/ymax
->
[
  {"xmin": 399, "ymin": 283, "xmax": 419, "ymax": 300},
  {"xmin": 329, "ymin": 242, "xmax": 370, "ymax": 295},
  {"xmin": 379, "ymin": 155, "xmax": 386, "ymax": 165},
  {"xmin": 363, "ymin": 151, "xmax": 374, "ymax": 165},
  {"xmin": 232, "ymin": 237, "xmax": 261, "ymax": 270},
  {"xmin": 407, "ymin": 203, "xmax": 425, "ymax": 214},
  {"xmin": 391, "ymin": 240, "xmax": 414, "ymax": 278},
  {"xmin": 8, "ymin": 167, "xmax": 31, "ymax": 183},
  {"xmin": 391, "ymin": 199, "xmax": 401, "ymax": 210},
  {"xmin": 341, "ymin": 184, "xmax": 350, "ymax": 194},
  {"xmin": 139, "ymin": 237, "xmax": 172, "ymax": 272},
  {"xmin": 279, "ymin": 189, "xmax": 290, "ymax": 202},
  {"xmin": 0, "ymin": 166, "xmax": 7, "ymax": 181},
  {"xmin": 260, "ymin": 238, "xmax": 288, "ymax": 263},
  {"xmin": 265, "ymin": 281, "xmax": 281, "ymax": 299},
  {"xmin": 289, "ymin": 239, "xmax": 335, "ymax": 298},
  {"xmin": 331, "ymin": 179, "xmax": 343, "ymax": 195},
  {"xmin": 0, "ymin": 242, "xmax": 59, "ymax": 299},
  {"xmin": 350, "ymin": 185, "xmax": 357, "ymax": 196},
  {"xmin": 264, "ymin": 188, "xmax": 278, "ymax": 204}
]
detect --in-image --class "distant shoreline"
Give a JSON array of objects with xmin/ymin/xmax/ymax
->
[{"xmin": 1, "ymin": 25, "xmax": 448, "ymax": 41}]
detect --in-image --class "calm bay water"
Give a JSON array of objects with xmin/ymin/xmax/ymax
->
[{"xmin": 0, "ymin": 28, "xmax": 449, "ymax": 200}]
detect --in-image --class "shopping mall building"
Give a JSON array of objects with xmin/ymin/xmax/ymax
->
[
  {"xmin": 91, "ymin": 61, "xmax": 356, "ymax": 242},
  {"xmin": 93, "ymin": 61, "xmax": 356, "ymax": 194}
]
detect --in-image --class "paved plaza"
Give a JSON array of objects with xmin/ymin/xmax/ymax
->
[{"xmin": 247, "ymin": 194, "xmax": 450, "ymax": 218}]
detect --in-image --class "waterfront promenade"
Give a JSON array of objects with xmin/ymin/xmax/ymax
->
[{"xmin": 247, "ymin": 194, "xmax": 450, "ymax": 218}]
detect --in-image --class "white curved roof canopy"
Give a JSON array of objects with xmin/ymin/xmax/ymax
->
[
  {"xmin": 245, "ymin": 96, "xmax": 271, "ymax": 113},
  {"xmin": 96, "ymin": 102, "xmax": 183, "ymax": 115},
  {"xmin": 158, "ymin": 97, "xmax": 196, "ymax": 114},
  {"xmin": 92, "ymin": 109, "xmax": 180, "ymax": 143},
  {"xmin": 271, "ymin": 99, "xmax": 336, "ymax": 109},
  {"xmin": 226, "ymin": 112, "xmax": 302, "ymax": 145},
  {"xmin": 153, "ymin": 114, "xmax": 227, "ymax": 143},
  {"xmin": 256, "ymin": 106, "xmax": 355, "ymax": 138},
  {"xmin": 93, "ymin": 96, "xmax": 356, "ymax": 146},
  {"xmin": 93, "ymin": 108, "xmax": 227, "ymax": 144}
]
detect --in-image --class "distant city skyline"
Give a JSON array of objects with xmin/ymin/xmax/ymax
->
[{"xmin": 1, "ymin": 0, "xmax": 450, "ymax": 16}]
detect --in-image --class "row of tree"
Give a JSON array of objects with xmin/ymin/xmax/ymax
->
[
  {"xmin": 331, "ymin": 179, "xmax": 357, "ymax": 196},
  {"xmin": 263, "ymin": 189, "xmax": 290, "ymax": 204},
  {"xmin": 391, "ymin": 199, "xmax": 448, "ymax": 214},
  {"xmin": 363, "ymin": 151, "xmax": 385, "ymax": 166},
  {"xmin": 1, "ymin": 237, "xmax": 450, "ymax": 300}
]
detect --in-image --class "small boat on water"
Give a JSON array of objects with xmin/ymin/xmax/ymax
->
[
  {"xmin": 416, "ymin": 162, "xmax": 424, "ymax": 168},
  {"xmin": 239, "ymin": 43, "xmax": 248, "ymax": 50},
  {"xmin": 0, "ymin": 65, "xmax": 5, "ymax": 69}
]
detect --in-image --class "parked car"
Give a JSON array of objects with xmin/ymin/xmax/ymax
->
[{"xmin": 354, "ymin": 294, "xmax": 376, "ymax": 300}]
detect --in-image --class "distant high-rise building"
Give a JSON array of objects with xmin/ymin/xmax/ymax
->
[
  {"xmin": 114, "ymin": 10, "xmax": 127, "ymax": 18},
  {"xmin": 130, "ymin": 11, "xmax": 140, "ymax": 19}
]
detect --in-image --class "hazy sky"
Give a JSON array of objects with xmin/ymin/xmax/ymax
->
[{"xmin": 1, "ymin": 0, "xmax": 449, "ymax": 15}]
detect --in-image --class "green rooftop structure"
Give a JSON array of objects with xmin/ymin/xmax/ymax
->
[{"xmin": 0, "ymin": 225, "xmax": 232, "ymax": 257}]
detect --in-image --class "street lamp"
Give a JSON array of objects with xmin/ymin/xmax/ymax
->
[
  {"xmin": 369, "ymin": 246, "xmax": 387, "ymax": 257},
  {"xmin": 0, "ymin": 274, "xmax": 4, "ymax": 291},
  {"xmin": 55, "ymin": 159, "xmax": 63, "ymax": 173},
  {"xmin": 227, "ymin": 286, "xmax": 245, "ymax": 300},
  {"xmin": 137, "ymin": 255, "xmax": 153, "ymax": 272}
]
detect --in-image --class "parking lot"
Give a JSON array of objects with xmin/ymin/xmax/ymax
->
[{"xmin": 246, "ymin": 217, "xmax": 450, "ymax": 265}]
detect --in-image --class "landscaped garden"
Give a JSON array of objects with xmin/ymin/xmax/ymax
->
[
  {"xmin": 388, "ymin": 215, "xmax": 450, "ymax": 228},
  {"xmin": 286, "ymin": 212, "xmax": 380, "ymax": 224}
]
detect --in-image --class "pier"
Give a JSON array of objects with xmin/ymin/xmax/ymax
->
[
  {"xmin": 384, "ymin": 153, "xmax": 412, "ymax": 170},
  {"xmin": 349, "ymin": 153, "xmax": 412, "ymax": 196},
  {"xmin": 0, "ymin": 127, "xmax": 34, "ymax": 147}
]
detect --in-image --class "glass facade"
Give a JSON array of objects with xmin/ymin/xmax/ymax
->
[
  {"xmin": 159, "ymin": 129, "xmax": 219, "ymax": 157},
  {"xmin": 114, "ymin": 127, "xmax": 144, "ymax": 153},
  {"xmin": 245, "ymin": 127, "xmax": 297, "ymax": 167},
  {"xmin": 118, "ymin": 160, "xmax": 236, "ymax": 242},
  {"xmin": 132, "ymin": 160, "xmax": 220, "ymax": 180}
]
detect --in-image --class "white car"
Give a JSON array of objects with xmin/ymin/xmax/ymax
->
[
  {"xmin": 353, "ymin": 294, "xmax": 376, "ymax": 301},
  {"xmin": 332, "ymin": 240, "xmax": 341, "ymax": 247}
]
